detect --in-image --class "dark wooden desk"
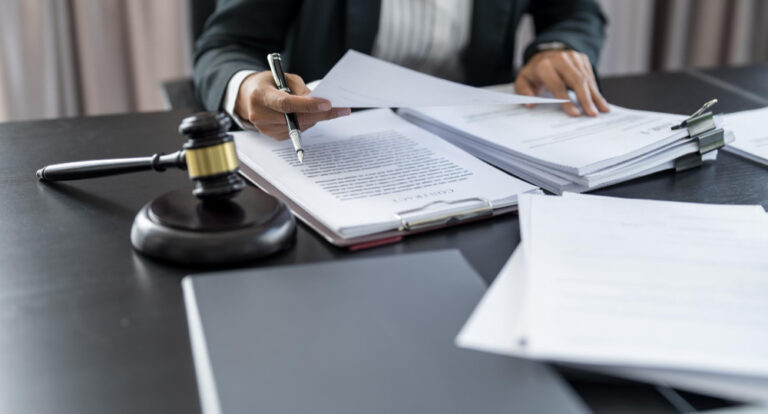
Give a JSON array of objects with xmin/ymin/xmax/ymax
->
[{"xmin": 1, "ymin": 65, "xmax": 766, "ymax": 414}]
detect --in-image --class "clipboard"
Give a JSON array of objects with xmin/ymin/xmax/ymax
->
[{"xmin": 237, "ymin": 163, "xmax": 521, "ymax": 250}]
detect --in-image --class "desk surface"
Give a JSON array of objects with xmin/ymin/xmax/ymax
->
[{"xmin": 1, "ymin": 65, "xmax": 766, "ymax": 414}]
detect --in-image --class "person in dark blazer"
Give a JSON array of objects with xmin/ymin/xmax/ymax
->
[{"xmin": 195, "ymin": 0, "xmax": 609, "ymax": 140}]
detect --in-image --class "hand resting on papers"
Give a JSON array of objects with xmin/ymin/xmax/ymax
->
[
  {"xmin": 235, "ymin": 71, "xmax": 351, "ymax": 140},
  {"xmin": 515, "ymin": 50, "xmax": 610, "ymax": 117}
]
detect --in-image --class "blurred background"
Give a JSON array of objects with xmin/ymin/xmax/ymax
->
[{"xmin": 0, "ymin": 0, "xmax": 766, "ymax": 122}]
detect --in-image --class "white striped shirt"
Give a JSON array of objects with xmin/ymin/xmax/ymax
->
[{"xmin": 372, "ymin": 0, "xmax": 474, "ymax": 82}]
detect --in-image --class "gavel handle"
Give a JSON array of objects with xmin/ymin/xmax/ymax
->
[{"xmin": 37, "ymin": 151, "xmax": 186, "ymax": 181}]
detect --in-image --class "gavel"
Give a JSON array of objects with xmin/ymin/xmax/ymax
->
[
  {"xmin": 36, "ymin": 112, "xmax": 296, "ymax": 265},
  {"xmin": 37, "ymin": 112, "xmax": 245, "ymax": 200}
]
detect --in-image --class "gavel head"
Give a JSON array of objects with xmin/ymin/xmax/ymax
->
[{"xmin": 178, "ymin": 112, "xmax": 246, "ymax": 201}]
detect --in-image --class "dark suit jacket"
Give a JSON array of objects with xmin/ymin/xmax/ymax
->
[{"xmin": 194, "ymin": 0, "xmax": 606, "ymax": 111}]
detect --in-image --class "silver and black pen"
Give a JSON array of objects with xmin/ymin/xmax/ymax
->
[{"xmin": 267, "ymin": 53, "xmax": 305, "ymax": 163}]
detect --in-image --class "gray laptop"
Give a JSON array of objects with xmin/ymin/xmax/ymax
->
[{"xmin": 182, "ymin": 250, "xmax": 589, "ymax": 414}]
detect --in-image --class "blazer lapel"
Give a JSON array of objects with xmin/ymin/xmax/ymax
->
[
  {"xmin": 463, "ymin": 0, "xmax": 516, "ymax": 85},
  {"xmin": 346, "ymin": 0, "xmax": 382, "ymax": 54}
]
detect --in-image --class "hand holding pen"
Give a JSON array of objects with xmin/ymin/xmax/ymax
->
[
  {"xmin": 267, "ymin": 53, "xmax": 307, "ymax": 162},
  {"xmin": 232, "ymin": 56, "xmax": 351, "ymax": 152}
]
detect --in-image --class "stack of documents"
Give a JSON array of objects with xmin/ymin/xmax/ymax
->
[
  {"xmin": 458, "ymin": 193, "xmax": 768, "ymax": 403},
  {"xmin": 399, "ymin": 104, "xmax": 733, "ymax": 194},
  {"xmin": 305, "ymin": 50, "xmax": 732, "ymax": 194}
]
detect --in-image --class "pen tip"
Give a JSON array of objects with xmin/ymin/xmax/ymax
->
[{"xmin": 297, "ymin": 149, "xmax": 304, "ymax": 164}]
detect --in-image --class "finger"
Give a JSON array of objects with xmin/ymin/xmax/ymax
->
[
  {"xmin": 515, "ymin": 76, "xmax": 537, "ymax": 109},
  {"xmin": 567, "ymin": 76, "xmax": 597, "ymax": 117},
  {"xmin": 251, "ymin": 118, "xmax": 288, "ymax": 137},
  {"xmin": 572, "ymin": 52, "xmax": 610, "ymax": 113},
  {"xmin": 258, "ymin": 125, "xmax": 291, "ymax": 141},
  {"xmin": 262, "ymin": 88, "xmax": 332, "ymax": 113},
  {"xmin": 299, "ymin": 121, "xmax": 318, "ymax": 132},
  {"xmin": 247, "ymin": 106, "xmax": 289, "ymax": 127},
  {"xmin": 555, "ymin": 54, "xmax": 597, "ymax": 116},
  {"xmin": 298, "ymin": 107, "xmax": 352, "ymax": 129},
  {"xmin": 539, "ymin": 61, "xmax": 579, "ymax": 116},
  {"xmin": 589, "ymin": 81, "xmax": 611, "ymax": 113},
  {"xmin": 285, "ymin": 73, "xmax": 312, "ymax": 96}
]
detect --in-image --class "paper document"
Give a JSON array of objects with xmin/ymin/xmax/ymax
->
[
  {"xmin": 458, "ymin": 242, "xmax": 768, "ymax": 403},
  {"xmin": 458, "ymin": 193, "xmax": 768, "ymax": 401},
  {"xmin": 527, "ymin": 193, "xmax": 768, "ymax": 376},
  {"xmin": 724, "ymin": 107, "xmax": 768, "ymax": 165},
  {"xmin": 400, "ymin": 103, "xmax": 732, "ymax": 193},
  {"xmin": 402, "ymin": 104, "xmax": 689, "ymax": 175},
  {"xmin": 398, "ymin": 102, "xmax": 733, "ymax": 194},
  {"xmin": 234, "ymin": 109, "xmax": 538, "ymax": 238},
  {"xmin": 310, "ymin": 50, "xmax": 563, "ymax": 108}
]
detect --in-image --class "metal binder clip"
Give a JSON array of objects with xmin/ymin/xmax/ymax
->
[
  {"xmin": 671, "ymin": 99, "xmax": 726, "ymax": 172},
  {"xmin": 671, "ymin": 98, "xmax": 718, "ymax": 135},
  {"xmin": 395, "ymin": 198, "xmax": 493, "ymax": 232}
]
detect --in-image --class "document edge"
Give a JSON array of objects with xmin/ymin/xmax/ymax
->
[{"xmin": 182, "ymin": 277, "xmax": 223, "ymax": 414}]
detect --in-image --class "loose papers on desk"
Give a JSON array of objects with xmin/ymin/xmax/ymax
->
[
  {"xmin": 309, "ymin": 50, "xmax": 563, "ymax": 108},
  {"xmin": 457, "ymin": 193, "xmax": 768, "ymax": 403},
  {"xmin": 400, "ymin": 104, "xmax": 733, "ymax": 193},
  {"xmin": 724, "ymin": 107, "xmax": 768, "ymax": 165},
  {"xmin": 233, "ymin": 109, "xmax": 538, "ymax": 240}
]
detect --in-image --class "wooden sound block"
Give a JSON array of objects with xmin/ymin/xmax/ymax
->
[{"xmin": 131, "ymin": 186, "xmax": 295, "ymax": 265}]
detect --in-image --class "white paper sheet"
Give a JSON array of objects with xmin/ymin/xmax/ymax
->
[
  {"xmin": 455, "ymin": 245, "xmax": 529, "ymax": 357},
  {"xmin": 457, "ymin": 193, "xmax": 768, "ymax": 402},
  {"xmin": 309, "ymin": 50, "xmax": 563, "ymax": 108},
  {"xmin": 457, "ymin": 242, "xmax": 768, "ymax": 404},
  {"xmin": 526, "ymin": 194, "xmax": 768, "ymax": 377},
  {"xmin": 724, "ymin": 107, "xmax": 768, "ymax": 165},
  {"xmin": 234, "ymin": 109, "xmax": 538, "ymax": 238}
]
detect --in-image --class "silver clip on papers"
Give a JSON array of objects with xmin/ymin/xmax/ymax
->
[{"xmin": 672, "ymin": 99, "xmax": 726, "ymax": 172}]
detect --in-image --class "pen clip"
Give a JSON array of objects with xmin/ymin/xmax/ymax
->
[
  {"xmin": 267, "ymin": 53, "xmax": 288, "ymax": 91},
  {"xmin": 690, "ymin": 98, "xmax": 718, "ymax": 119},
  {"xmin": 672, "ymin": 98, "xmax": 718, "ymax": 131}
]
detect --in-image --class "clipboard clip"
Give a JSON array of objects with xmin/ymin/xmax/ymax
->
[
  {"xmin": 671, "ymin": 98, "xmax": 726, "ymax": 172},
  {"xmin": 395, "ymin": 197, "xmax": 493, "ymax": 232}
]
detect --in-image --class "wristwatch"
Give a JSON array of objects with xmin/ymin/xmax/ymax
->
[{"xmin": 536, "ymin": 41, "xmax": 570, "ymax": 52}]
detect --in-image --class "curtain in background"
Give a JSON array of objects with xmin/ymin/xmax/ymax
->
[
  {"xmin": 516, "ymin": 0, "xmax": 768, "ymax": 75},
  {"xmin": 0, "ymin": 0, "xmax": 81, "ymax": 120},
  {"xmin": 653, "ymin": 0, "xmax": 768, "ymax": 70},
  {"xmin": 0, "ymin": 0, "xmax": 192, "ymax": 122},
  {"xmin": 595, "ymin": 0, "xmax": 656, "ymax": 75},
  {"xmin": 0, "ymin": 34, "xmax": 8, "ymax": 121},
  {"xmin": 1, "ymin": 0, "xmax": 767, "ymax": 122}
]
